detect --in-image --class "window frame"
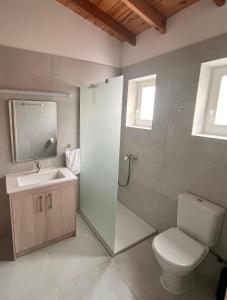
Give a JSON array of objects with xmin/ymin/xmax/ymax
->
[
  {"xmin": 134, "ymin": 78, "xmax": 156, "ymax": 129},
  {"xmin": 203, "ymin": 65, "xmax": 227, "ymax": 137}
]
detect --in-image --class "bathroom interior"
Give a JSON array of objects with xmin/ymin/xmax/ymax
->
[{"xmin": 0, "ymin": 0, "xmax": 227, "ymax": 299}]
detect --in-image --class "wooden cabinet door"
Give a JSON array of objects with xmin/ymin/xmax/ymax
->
[
  {"xmin": 46, "ymin": 184, "xmax": 76, "ymax": 241},
  {"xmin": 11, "ymin": 192, "xmax": 47, "ymax": 253}
]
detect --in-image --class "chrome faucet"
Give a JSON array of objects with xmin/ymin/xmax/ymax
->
[{"xmin": 34, "ymin": 160, "xmax": 41, "ymax": 173}]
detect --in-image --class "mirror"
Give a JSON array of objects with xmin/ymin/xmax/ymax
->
[{"xmin": 9, "ymin": 100, "xmax": 57, "ymax": 162}]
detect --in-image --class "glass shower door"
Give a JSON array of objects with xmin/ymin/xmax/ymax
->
[{"xmin": 80, "ymin": 76, "xmax": 123, "ymax": 252}]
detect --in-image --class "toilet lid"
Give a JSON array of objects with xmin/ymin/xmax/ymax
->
[{"xmin": 152, "ymin": 228, "xmax": 208, "ymax": 271}]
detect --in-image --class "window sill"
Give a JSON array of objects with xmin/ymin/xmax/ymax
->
[
  {"xmin": 126, "ymin": 125, "xmax": 152, "ymax": 130},
  {"xmin": 192, "ymin": 133, "xmax": 227, "ymax": 141}
]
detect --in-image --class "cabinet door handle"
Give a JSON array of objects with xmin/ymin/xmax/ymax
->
[
  {"xmin": 47, "ymin": 194, "xmax": 52, "ymax": 209},
  {"xmin": 39, "ymin": 195, "xmax": 43, "ymax": 212}
]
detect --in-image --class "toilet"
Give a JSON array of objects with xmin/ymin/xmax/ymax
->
[{"xmin": 152, "ymin": 192, "xmax": 225, "ymax": 295}]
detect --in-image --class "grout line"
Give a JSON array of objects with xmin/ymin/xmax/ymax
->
[
  {"xmin": 158, "ymin": 53, "xmax": 176, "ymax": 201},
  {"xmin": 57, "ymin": 259, "xmax": 111, "ymax": 289},
  {"xmin": 46, "ymin": 218, "xmax": 111, "ymax": 289},
  {"xmin": 111, "ymin": 259, "xmax": 140, "ymax": 300}
]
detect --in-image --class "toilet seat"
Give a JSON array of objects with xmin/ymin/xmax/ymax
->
[{"xmin": 152, "ymin": 228, "xmax": 208, "ymax": 272}]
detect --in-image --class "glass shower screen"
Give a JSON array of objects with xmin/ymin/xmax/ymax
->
[{"xmin": 80, "ymin": 76, "xmax": 123, "ymax": 252}]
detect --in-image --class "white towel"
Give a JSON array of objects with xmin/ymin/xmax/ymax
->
[{"xmin": 65, "ymin": 148, "xmax": 80, "ymax": 175}]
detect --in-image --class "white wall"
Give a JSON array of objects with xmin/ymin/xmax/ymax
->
[
  {"xmin": 121, "ymin": 0, "xmax": 227, "ymax": 67},
  {"xmin": 0, "ymin": 0, "xmax": 121, "ymax": 67}
]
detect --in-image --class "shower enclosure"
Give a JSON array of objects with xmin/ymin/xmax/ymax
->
[{"xmin": 80, "ymin": 76, "xmax": 155, "ymax": 255}]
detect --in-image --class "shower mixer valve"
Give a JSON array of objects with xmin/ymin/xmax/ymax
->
[{"xmin": 124, "ymin": 154, "xmax": 139, "ymax": 161}]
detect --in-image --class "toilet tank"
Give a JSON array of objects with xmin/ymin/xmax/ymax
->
[{"xmin": 177, "ymin": 193, "xmax": 225, "ymax": 247}]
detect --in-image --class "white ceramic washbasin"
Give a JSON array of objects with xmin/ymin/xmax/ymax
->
[{"xmin": 6, "ymin": 167, "xmax": 77, "ymax": 194}]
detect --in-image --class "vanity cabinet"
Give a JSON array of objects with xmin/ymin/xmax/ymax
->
[
  {"xmin": 9, "ymin": 181, "xmax": 77, "ymax": 259},
  {"xmin": 46, "ymin": 185, "xmax": 76, "ymax": 241},
  {"xmin": 10, "ymin": 192, "xmax": 47, "ymax": 253}
]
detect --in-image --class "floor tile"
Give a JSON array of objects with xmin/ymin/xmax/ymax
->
[
  {"xmin": 0, "ymin": 250, "xmax": 59, "ymax": 300},
  {"xmin": 5, "ymin": 287, "xmax": 61, "ymax": 300},
  {"xmin": 47, "ymin": 232, "xmax": 110, "ymax": 284},
  {"xmin": 60, "ymin": 261, "xmax": 137, "ymax": 300}
]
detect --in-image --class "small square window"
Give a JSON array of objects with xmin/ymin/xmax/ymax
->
[
  {"xmin": 192, "ymin": 59, "xmax": 227, "ymax": 140},
  {"xmin": 202, "ymin": 65, "xmax": 227, "ymax": 137},
  {"xmin": 126, "ymin": 75, "xmax": 156, "ymax": 130}
]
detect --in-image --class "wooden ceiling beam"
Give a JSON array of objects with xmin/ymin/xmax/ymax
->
[
  {"xmin": 213, "ymin": 0, "xmax": 225, "ymax": 6},
  {"xmin": 57, "ymin": 0, "xmax": 69, "ymax": 5},
  {"xmin": 59, "ymin": 0, "xmax": 136, "ymax": 45},
  {"xmin": 121, "ymin": 0, "xmax": 166, "ymax": 34}
]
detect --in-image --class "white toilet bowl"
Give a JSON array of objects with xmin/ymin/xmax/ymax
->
[
  {"xmin": 152, "ymin": 192, "xmax": 225, "ymax": 295},
  {"xmin": 152, "ymin": 228, "xmax": 208, "ymax": 295}
]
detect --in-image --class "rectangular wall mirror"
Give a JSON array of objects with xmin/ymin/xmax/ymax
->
[{"xmin": 9, "ymin": 100, "xmax": 57, "ymax": 162}]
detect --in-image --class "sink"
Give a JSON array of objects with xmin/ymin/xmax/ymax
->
[
  {"xmin": 18, "ymin": 170, "xmax": 65, "ymax": 187},
  {"xmin": 6, "ymin": 167, "xmax": 77, "ymax": 194}
]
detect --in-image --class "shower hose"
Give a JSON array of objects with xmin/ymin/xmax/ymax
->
[{"xmin": 118, "ymin": 158, "xmax": 132, "ymax": 187}]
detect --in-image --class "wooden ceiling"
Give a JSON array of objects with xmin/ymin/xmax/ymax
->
[{"xmin": 57, "ymin": 0, "xmax": 226, "ymax": 45}]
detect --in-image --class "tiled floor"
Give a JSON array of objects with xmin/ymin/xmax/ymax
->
[{"xmin": 0, "ymin": 214, "xmax": 218, "ymax": 300}]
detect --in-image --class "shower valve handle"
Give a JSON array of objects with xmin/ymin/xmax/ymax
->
[{"xmin": 124, "ymin": 154, "xmax": 138, "ymax": 161}]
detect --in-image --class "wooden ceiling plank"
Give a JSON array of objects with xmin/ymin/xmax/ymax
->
[
  {"xmin": 67, "ymin": 0, "xmax": 136, "ymax": 45},
  {"xmin": 121, "ymin": 0, "xmax": 166, "ymax": 33},
  {"xmin": 57, "ymin": 0, "xmax": 69, "ymax": 5},
  {"xmin": 149, "ymin": 0, "xmax": 200, "ymax": 18},
  {"xmin": 90, "ymin": 0, "xmax": 120, "ymax": 13},
  {"xmin": 213, "ymin": 0, "xmax": 225, "ymax": 6}
]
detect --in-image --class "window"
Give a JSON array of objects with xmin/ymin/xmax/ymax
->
[
  {"xmin": 135, "ymin": 80, "xmax": 156, "ymax": 128},
  {"xmin": 203, "ymin": 66, "xmax": 227, "ymax": 136},
  {"xmin": 215, "ymin": 75, "xmax": 227, "ymax": 126},
  {"xmin": 126, "ymin": 75, "xmax": 156, "ymax": 130},
  {"xmin": 192, "ymin": 59, "xmax": 227, "ymax": 139}
]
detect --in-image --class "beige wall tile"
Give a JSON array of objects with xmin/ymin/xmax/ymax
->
[{"xmin": 0, "ymin": 46, "xmax": 51, "ymax": 90}]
